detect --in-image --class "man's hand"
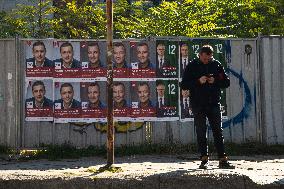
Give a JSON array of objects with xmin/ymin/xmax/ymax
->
[
  {"xmin": 207, "ymin": 76, "xmax": 215, "ymax": 84},
  {"xmin": 199, "ymin": 76, "xmax": 207, "ymax": 84}
]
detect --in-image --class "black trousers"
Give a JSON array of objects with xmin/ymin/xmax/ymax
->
[{"xmin": 192, "ymin": 104, "xmax": 226, "ymax": 158}]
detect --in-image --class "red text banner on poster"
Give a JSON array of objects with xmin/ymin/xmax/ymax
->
[
  {"xmin": 26, "ymin": 107, "xmax": 53, "ymax": 117},
  {"xmin": 131, "ymin": 68, "xmax": 156, "ymax": 78},
  {"xmin": 113, "ymin": 68, "xmax": 129, "ymax": 78},
  {"xmin": 54, "ymin": 109, "xmax": 81, "ymax": 118},
  {"xmin": 113, "ymin": 107, "xmax": 130, "ymax": 117},
  {"xmin": 54, "ymin": 69, "xmax": 81, "ymax": 78},
  {"xmin": 26, "ymin": 68, "xmax": 54, "ymax": 77},
  {"xmin": 82, "ymin": 108, "xmax": 107, "ymax": 118},
  {"xmin": 130, "ymin": 107, "xmax": 156, "ymax": 117},
  {"xmin": 81, "ymin": 68, "xmax": 107, "ymax": 78}
]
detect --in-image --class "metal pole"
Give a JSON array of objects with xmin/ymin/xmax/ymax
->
[{"xmin": 106, "ymin": 0, "xmax": 114, "ymax": 166}]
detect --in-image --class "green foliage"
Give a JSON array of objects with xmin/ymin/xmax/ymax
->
[
  {"xmin": 0, "ymin": 0, "xmax": 283, "ymax": 39},
  {"xmin": 51, "ymin": 0, "xmax": 106, "ymax": 39},
  {"xmin": 3, "ymin": 0, "xmax": 53, "ymax": 38}
]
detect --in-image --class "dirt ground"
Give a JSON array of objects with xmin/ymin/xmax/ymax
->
[{"xmin": 0, "ymin": 154, "xmax": 283, "ymax": 189}]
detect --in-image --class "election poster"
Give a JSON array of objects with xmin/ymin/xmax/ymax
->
[
  {"xmin": 179, "ymin": 88, "xmax": 194, "ymax": 121},
  {"xmin": 130, "ymin": 81, "xmax": 157, "ymax": 121},
  {"xmin": 80, "ymin": 41, "xmax": 107, "ymax": 81},
  {"xmin": 156, "ymin": 40, "xmax": 178, "ymax": 78},
  {"xmin": 80, "ymin": 81, "xmax": 107, "ymax": 122},
  {"xmin": 156, "ymin": 79, "xmax": 179, "ymax": 121},
  {"xmin": 54, "ymin": 82, "xmax": 81, "ymax": 123},
  {"xmin": 25, "ymin": 40, "xmax": 54, "ymax": 78},
  {"xmin": 53, "ymin": 41, "xmax": 82, "ymax": 80},
  {"xmin": 113, "ymin": 81, "xmax": 131, "ymax": 121},
  {"xmin": 129, "ymin": 41, "xmax": 156, "ymax": 79},
  {"xmin": 25, "ymin": 79, "xmax": 53, "ymax": 121},
  {"xmin": 113, "ymin": 41, "xmax": 131, "ymax": 79}
]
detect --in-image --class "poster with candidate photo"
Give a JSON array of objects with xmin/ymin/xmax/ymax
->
[
  {"xmin": 80, "ymin": 41, "xmax": 107, "ymax": 81},
  {"xmin": 54, "ymin": 82, "xmax": 81, "ymax": 123},
  {"xmin": 53, "ymin": 41, "xmax": 82, "ymax": 80},
  {"xmin": 190, "ymin": 39, "xmax": 229, "ymax": 118},
  {"xmin": 179, "ymin": 41, "xmax": 193, "ymax": 78},
  {"xmin": 156, "ymin": 80, "xmax": 179, "ymax": 121},
  {"xmin": 25, "ymin": 79, "xmax": 53, "ymax": 121},
  {"xmin": 113, "ymin": 41, "xmax": 131, "ymax": 79},
  {"xmin": 113, "ymin": 81, "xmax": 131, "ymax": 121},
  {"xmin": 25, "ymin": 40, "xmax": 54, "ymax": 78},
  {"xmin": 156, "ymin": 40, "xmax": 178, "ymax": 78},
  {"xmin": 80, "ymin": 81, "xmax": 107, "ymax": 122},
  {"xmin": 130, "ymin": 81, "xmax": 156, "ymax": 121},
  {"xmin": 179, "ymin": 88, "xmax": 194, "ymax": 121},
  {"xmin": 129, "ymin": 41, "xmax": 156, "ymax": 79}
]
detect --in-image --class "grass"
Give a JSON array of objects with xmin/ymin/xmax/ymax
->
[{"xmin": 0, "ymin": 142, "xmax": 284, "ymax": 160}]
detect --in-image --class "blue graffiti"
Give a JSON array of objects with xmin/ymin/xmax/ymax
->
[{"xmin": 222, "ymin": 68, "xmax": 252, "ymax": 128}]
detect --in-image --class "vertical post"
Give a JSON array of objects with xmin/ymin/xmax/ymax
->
[{"xmin": 106, "ymin": 0, "xmax": 114, "ymax": 166}]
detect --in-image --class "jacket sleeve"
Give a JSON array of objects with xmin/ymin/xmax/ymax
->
[
  {"xmin": 180, "ymin": 62, "xmax": 199, "ymax": 90},
  {"xmin": 215, "ymin": 63, "xmax": 230, "ymax": 88}
]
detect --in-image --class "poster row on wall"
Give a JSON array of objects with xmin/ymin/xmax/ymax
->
[{"xmin": 24, "ymin": 39, "xmax": 230, "ymax": 122}]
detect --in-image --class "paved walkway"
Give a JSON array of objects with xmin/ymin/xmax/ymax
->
[{"xmin": 0, "ymin": 155, "xmax": 283, "ymax": 189}]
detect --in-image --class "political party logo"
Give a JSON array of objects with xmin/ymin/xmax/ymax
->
[
  {"xmin": 55, "ymin": 62, "xmax": 61, "ymax": 69},
  {"xmin": 27, "ymin": 62, "xmax": 33, "ymax": 68},
  {"xmin": 82, "ymin": 62, "xmax": 88, "ymax": 69},
  {"xmin": 55, "ymin": 103, "xmax": 61, "ymax": 109},
  {"xmin": 26, "ymin": 101, "xmax": 33, "ymax": 109}
]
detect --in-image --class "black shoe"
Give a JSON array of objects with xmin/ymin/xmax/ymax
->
[
  {"xmin": 218, "ymin": 158, "xmax": 235, "ymax": 169},
  {"xmin": 199, "ymin": 156, "xmax": 209, "ymax": 169}
]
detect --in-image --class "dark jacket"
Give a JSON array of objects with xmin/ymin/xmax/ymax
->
[
  {"xmin": 25, "ymin": 97, "xmax": 53, "ymax": 108},
  {"xmin": 26, "ymin": 57, "xmax": 54, "ymax": 68},
  {"xmin": 54, "ymin": 99, "xmax": 81, "ymax": 109},
  {"xmin": 180, "ymin": 58, "xmax": 230, "ymax": 107},
  {"xmin": 53, "ymin": 58, "xmax": 81, "ymax": 68}
]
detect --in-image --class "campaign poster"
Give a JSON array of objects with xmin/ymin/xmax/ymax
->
[
  {"xmin": 179, "ymin": 40, "xmax": 193, "ymax": 78},
  {"xmin": 25, "ymin": 79, "xmax": 53, "ymax": 121},
  {"xmin": 53, "ymin": 41, "xmax": 82, "ymax": 80},
  {"xmin": 179, "ymin": 88, "xmax": 194, "ymax": 121},
  {"xmin": 183, "ymin": 39, "xmax": 230, "ymax": 119},
  {"xmin": 25, "ymin": 40, "xmax": 54, "ymax": 78},
  {"xmin": 156, "ymin": 80, "xmax": 179, "ymax": 121},
  {"xmin": 156, "ymin": 40, "xmax": 178, "ymax": 78},
  {"xmin": 80, "ymin": 81, "xmax": 107, "ymax": 122},
  {"xmin": 80, "ymin": 41, "xmax": 107, "ymax": 80},
  {"xmin": 113, "ymin": 41, "xmax": 131, "ymax": 79},
  {"xmin": 130, "ymin": 81, "xmax": 157, "ymax": 121},
  {"xmin": 54, "ymin": 82, "xmax": 81, "ymax": 123},
  {"xmin": 129, "ymin": 41, "xmax": 156, "ymax": 78},
  {"xmin": 113, "ymin": 81, "xmax": 131, "ymax": 121}
]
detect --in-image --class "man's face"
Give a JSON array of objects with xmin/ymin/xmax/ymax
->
[
  {"xmin": 60, "ymin": 46, "xmax": 73, "ymax": 65},
  {"xmin": 138, "ymin": 84, "xmax": 150, "ymax": 103},
  {"xmin": 157, "ymin": 44, "xmax": 165, "ymax": 57},
  {"xmin": 88, "ymin": 45, "xmax": 100, "ymax": 64},
  {"xmin": 113, "ymin": 84, "xmax": 125, "ymax": 103},
  {"xmin": 33, "ymin": 45, "xmax": 46, "ymax": 63},
  {"xmin": 199, "ymin": 52, "xmax": 213, "ymax": 64},
  {"xmin": 181, "ymin": 45, "xmax": 188, "ymax": 58},
  {"xmin": 156, "ymin": 84, "xmax": 165, "ymax": 97},
  {"xmin": 137, "ymin": 45, "xmax": 149, "ymax": 64},
  {"xmin": 182, "ymin": 90, "xmax": 190, "ymax": 98},
  {"xmin": 114, "ymin": 46, "xmax": 126, "ymax": 65},
  {"xmin": 88, "ymin": 85, "xmax": 100, "ymax": 104},
  {"xmin": 32, "ymin": 85, "xmax": 45, "ymax": 103},
  {"xmin": 60, "ymin": 86, "xmax": 74, "ymax": 104}
]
